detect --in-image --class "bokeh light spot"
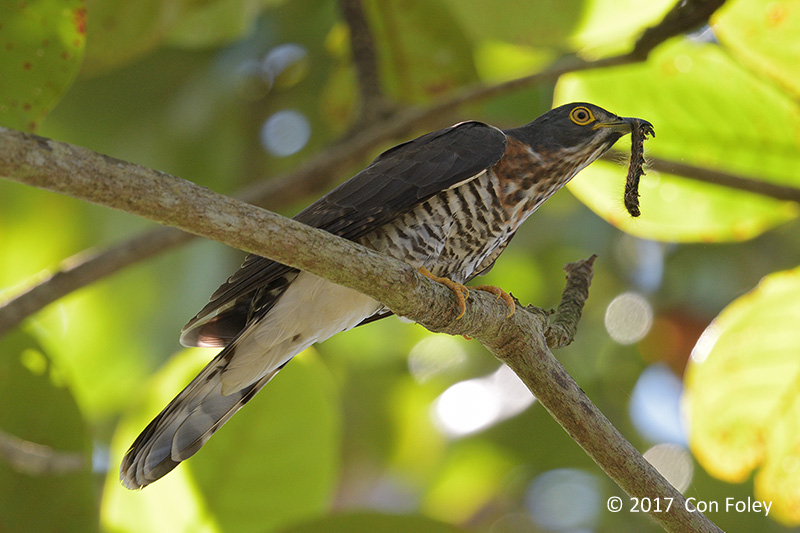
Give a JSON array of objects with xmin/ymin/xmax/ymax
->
[
  {"xmin": 407, "ymin": 335, "xmax": 466, "ymax": 383},
  {"xmin": 261, "ymin": 110, "xmax": 311, "ymax": 157},
  {"xmin": 630, "ymin": 364, "xmax": 686, "ymax": 445},
  {"xmin": 263, "ymin": 43, "xmax": 309, "ymax": 88},
  {"xmin": 526, "ymin": 469, "xmax": 601, "ymax": 531},
  {"xmin": 604, "ymin": 291, "xmax": 653, "ymax": 344},
  {"xmin": 432, "ymin": 365, "xmax": 534, "ymax": 437},
  {"xmin": 643, "ymin": 443, "xmax": 694, "ymax": 492}
]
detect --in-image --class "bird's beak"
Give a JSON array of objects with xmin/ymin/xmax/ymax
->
[{"xmin": 593, "ymin": 116, "xmax": 654, "ymax": 135}]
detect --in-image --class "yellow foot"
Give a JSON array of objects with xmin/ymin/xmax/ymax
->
[
  {"xmin": 472, "ymin": 285, "xmax": 516, "ymax": 318},
  {"xmin": 418, "ymin": 266, "xmax": 469, "ymax": 319}
]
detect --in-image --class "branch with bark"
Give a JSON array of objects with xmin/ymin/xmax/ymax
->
[{"xmin": 1, "ymin": 128, "xmax": 722, "ymax": 533}]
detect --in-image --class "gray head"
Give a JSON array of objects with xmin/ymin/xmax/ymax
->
[{"xmin": 506, "ymin": 102, "xmax": 651, "ymax": 157}]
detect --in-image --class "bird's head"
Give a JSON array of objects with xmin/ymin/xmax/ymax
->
[{"xmin": 508, "ymin": 102, "xmax": 652, "ymax": 170}]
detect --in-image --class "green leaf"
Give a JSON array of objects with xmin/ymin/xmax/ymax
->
[
  {"xmin": 168, "ymin": 0, "xmax": 283, "ymax": 49},
  {"xmin": 102, "ymin": 347, "xmax": 341, "ymax": 533},
  {"xmin": 365, "ymin": 0, "xmax": 477, "ymax": 102},
  {"xmin": 556, "ymin": 39, "xmax": 800, "ymax": 242},
  {"xmin": 0, "ymin": 0, "xmax": 86, "ymax": 131},
  {"xmin": 438, "ymin": 0, "xmax": 584, "ymax": 50},
  {"xmin": 281, "ymin": 511, "xmax": 462, "ymax": 533},
  {"xmin": 684, "ymin": 266, "xmax": 800, "ymax": 525},
  {"xmin": 714, "ymin": 0, "xmax": 800, "ymax": 97},
  {"xmin": 81, "ymin": 0, "xmax": 188, "ymax": 75},
  {"xmin": 0, "ymin": 331, "xmax": 96, "ymax": 533},
  {"xmin": 82, "ymin": 0, "xmax": 273, "ymax": 74}
]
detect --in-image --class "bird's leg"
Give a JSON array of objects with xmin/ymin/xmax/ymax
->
[
  {"xmin": 471, "ymin": 285, "xmax": 516, "ymax": 318},
  {"xmin": 417, "ymin": 266, "xmax": 469, "ymax": 319}
]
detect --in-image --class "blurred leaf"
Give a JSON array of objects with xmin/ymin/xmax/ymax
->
[
  {"xmin": 83, "ymin": 0, "xmax": 186, "ymax": 75},
  {"xmin": 281, "ymin": 511, "xmax": 462, "ymax": 533},
  {"xmin": 83, "ymin": 0, "xmax": 273, "ymax": 74},
  {"xmin": 439, "ymin": 0, "xmax": 583, "ymax": 50},
  {"xmin": 387, "ymin": 377, "xmax": 447, "ymax": 482},
  {"xmin": 0, "ymin": 331, "xmax": 96, "ymax": 533},
  {"xmin": 473, "ymin": 40, "xmax": 556, "ymax": 83},
  {"xmin": 168, "ymin": 0, "xmax": 281, "ymax": 49},
  {"xmin": 684, "ymin": 266, "xmax": 800, "ymax": 525},
  {"xmin": 423, "ymin": 441, "xmax": 515, "ymax": 524},
  {"xmin": 556, "ymin": 39, "xmax": 800, "ymax": 242},
  {"xmin": 103, "ymin": 347, "xmax": 341, "ymax": 533},
  {"xmin": 365, "ymin": 0, "xmax": 477, "ymax": 101},
  {"xmin": 0, "ymin": 0, "xmax": 86, "ymax": 130},
  {"xmin": 714, "ymin": 0, "xmax": 800, "ymax": 97}
]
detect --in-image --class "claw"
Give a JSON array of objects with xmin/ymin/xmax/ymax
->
[
  {"xmin": 472, "ymin": 285, "xmax": 515, "ymax": 317},
  {"xmin": 418, "ymin": 266, "xmax": 469, "ymax": 319}
]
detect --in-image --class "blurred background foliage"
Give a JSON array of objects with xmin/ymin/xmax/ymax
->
[{"xmin": 1, "ymin": 0, "xmax": 800, "ymax": 531}]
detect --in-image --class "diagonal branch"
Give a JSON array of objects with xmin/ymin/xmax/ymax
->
[
  {"xmin": 1, "ymin": 128, "xmax": 721, "ymax": 533},
  {"xmin": 0, "ymin": 0, "xmax": 731, "ymax": 337}
]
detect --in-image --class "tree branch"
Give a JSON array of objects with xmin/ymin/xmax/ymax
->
[
  {"xmin": 1, "ymin": 129, "xmax": 721, "ymax": 532},
  {"xmin": 0, "ymin": 428, "xmax": 86, "ymax": 475},
  {"xmin": 648, "ymin": 155, "xmax": 800, "ymax": 203},
  {"xmin": 338, "ymin": 0, "xmax": 390, "ymax": 126},
  {"xmin": 0, "ymin": 0, "xmax": 731, "ymax": 338}
]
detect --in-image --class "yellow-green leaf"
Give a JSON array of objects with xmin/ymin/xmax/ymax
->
[
  {"xmin": 714, "ymin": 0, "xmax": 800, "ymax": 97},
  {"xmin": 684, "ymin": 266, "xmax": 800, "ymax": 525},
  {"xmin": 365, "ymin": 0, "xmax": 477, "ymax": 102}
]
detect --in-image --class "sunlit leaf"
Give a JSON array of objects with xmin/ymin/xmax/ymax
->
[
  {"xmin": 0, "ymin": 331, "xmax": 96, "ymax": 533},
  {"xmin": 684, "ymin": 266, "xmax": 800, "ymax": 525},
  {"xmin": 0, "ymin": 0, "xmax": 86, "ymax": 131},
  {"xmin": 714, "ymin": 0, "xmax": 800, "ymax": 97},
  {"xmin": 556, "ymin": 39, "xmax": 800, "ymax": 242},
  {"xmin": 282, "ymin": 511, "xmax": 462, "ymax": 533},
  {"xmin": 570, "ymin": 0, "xmax": 674, "ymax": 56},
  {"xmin": 103, "ymin": 348, "xmax": 341, "ymax": 532}
]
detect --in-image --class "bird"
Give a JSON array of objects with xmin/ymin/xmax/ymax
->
[{"xmin": 120, "ymin": 102, "xmax": 651, "ymax": 489}]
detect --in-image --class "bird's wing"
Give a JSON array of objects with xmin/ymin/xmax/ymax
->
[{"xmin": 180, "ymin": 121, "xmax": 507, "ymax": 347}]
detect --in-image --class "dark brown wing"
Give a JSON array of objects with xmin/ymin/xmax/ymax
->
[{"xmin": 180, "ymin": 121, "xmax": 508, "ymax": 347}]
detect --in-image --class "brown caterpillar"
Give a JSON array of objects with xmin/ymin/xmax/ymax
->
[{"xmin": 624, "ymin": 119, "xmax": 655, "ymax": 217}]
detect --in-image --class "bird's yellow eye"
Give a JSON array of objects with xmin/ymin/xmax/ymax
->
[{"xmin": 569, "ymin": 106, "xmax": 595, "ymax": 126}]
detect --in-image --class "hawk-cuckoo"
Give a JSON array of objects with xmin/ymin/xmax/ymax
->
[{"xmin": 121, "ymin": 102, "xmax": 651, "ymax": 489}]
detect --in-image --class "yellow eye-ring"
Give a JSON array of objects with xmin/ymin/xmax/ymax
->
[{"xmin": 569, "ymin": 106, "xmax": 595, "ymax": 125}]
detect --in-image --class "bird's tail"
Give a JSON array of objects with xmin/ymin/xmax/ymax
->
[{"xmin": 119, "ymin": 344, "xmax": 283, "ymax": 490}]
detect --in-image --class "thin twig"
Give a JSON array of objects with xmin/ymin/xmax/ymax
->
[
  {"xmin": 601, "ymin": 151, "xmax": 800, "ymax": 204},
  {"xmin": 650, "ymin": 156, "xmax": 800, "ymax": 204},
  {"xmin": 544, "ymin": 255, "xmax": 596, "ymax": 349},
  {"xmin": 0, "ymin": 131, "xmax": 722, "ymax": 532},
  {"xmin": 0, "ymin": 428, "xmax": 86, "ymax": 475}
]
